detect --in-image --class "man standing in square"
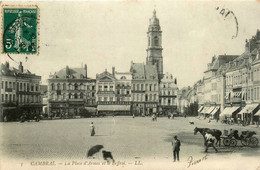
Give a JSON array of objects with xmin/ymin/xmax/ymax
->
[{"xmin": 172, "ymin": 135, "xmax": 181, "ymax": 162}]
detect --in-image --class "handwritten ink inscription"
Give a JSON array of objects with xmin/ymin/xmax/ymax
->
[{"xmin": 187, "ymin": 154, "xmax": 209, "ymax": 168}]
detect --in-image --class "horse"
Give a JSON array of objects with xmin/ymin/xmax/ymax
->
[{"xmin": 194, "ymin": 127, "xmax": 222, "ymax": 147}]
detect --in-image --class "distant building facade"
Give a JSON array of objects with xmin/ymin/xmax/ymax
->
[
  {"xmin": 130, "ymin": 62, "xmax": 159, "ymax": 116},
  {"xmin": 191, "ymin": 29, "xmax": 260, "ymax": 124},
  {"xmin": 96, "ymin": 68, "xmax": 131, "ymax": 115},
  {"xmin": 0, "ymin": 62, "xmax": 42, "ymax": 122},
  {"xmin": 47, "ymin": 64, "xmax": 96, "ymax": 117},
  {"xmin": 159, "ymin": 72, "xmax": 178, "ymax": 115}
]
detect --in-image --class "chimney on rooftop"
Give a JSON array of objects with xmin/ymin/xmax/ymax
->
[
  {"xmin": 19, "ymin": 62, "xmax": 23, "ymax": 73},
  {"xmin": 66, "ymin": 65, "xmax": 69, "ymax": 77},
  {"xmin": 84, "ymin": 64, "xmax": 87, "ymax": 78},
  {"xmin": 112, "ymin": 67, "xmax": 115, "ymax": 76}
]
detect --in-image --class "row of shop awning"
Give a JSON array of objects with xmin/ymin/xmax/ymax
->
[
  {"xmin": 97, "ymin": 105, "xmax": 130, "ymax": 111},
  {"xmin": 198, "ymin": 106, "xmax": 220, "ymax": 115},
  {"xmin": 220, "ymin": 103, "xmax": 260, "ymax": 117},
  {"xmin": 199, "ymin": 103, "xmax": 260, "ymax": 117}
]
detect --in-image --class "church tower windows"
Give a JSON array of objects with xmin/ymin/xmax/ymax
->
[{"xmin": 146, "ymin": 10, "xmax": 163, "ymax": 81}]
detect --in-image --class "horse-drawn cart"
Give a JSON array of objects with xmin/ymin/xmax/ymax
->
[{"xmin": 221, "ymin": 130, "xmax": 258, "ymax": 147}]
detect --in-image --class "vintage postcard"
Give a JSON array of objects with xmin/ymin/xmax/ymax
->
[{"xmin": 0, "ymin": 1, "xmax": 260, "ymax": 170}]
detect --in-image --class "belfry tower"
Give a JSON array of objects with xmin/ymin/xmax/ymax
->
[{"xmin": 146, "ymin": 10, "xmax": 163, "ymax": 81}]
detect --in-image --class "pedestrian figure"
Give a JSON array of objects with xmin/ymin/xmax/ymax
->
[
  {"xmin": 204, "ymin": 133, "xmax": 218, "ymax": 153},
  {"xmin": 133, "ymin": 114, "xmax": 135, "ymax": 118},
  {"xmin": 172, "ymin": 136, "xmax": 181, "ymax": 162},
  {"xmin": 90, "ymin": 122, "xmax": 95, "ymax": 136}
]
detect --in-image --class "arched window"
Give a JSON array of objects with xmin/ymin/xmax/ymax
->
[
  {"xmin": 74, "ymin": 93, "xmax": 78, "ymax": 99},
  {"xmin": 120, "ymin": 76, "xmax": 126, "ymax": 80},
  {"xmin": 69, "ymin": 93, "xmax": 72, "ymax": 99},
  {"xmin": 57, "ymin": 83, "xmax": 60, "ymax": 90},
  {"xmin": 75, "ymin": 83, "xmax": 78, "ymax": 90},
  {"xmin": 63, "ymin": 83, "xmax": 66, "ymax": 90},
  {"xmin": 80, "ymin": 93, "xmax": 83, "ymax": 99},
  {"xmin": 154, "ymin": 36, "xmax": 159, "ymax": 46}
]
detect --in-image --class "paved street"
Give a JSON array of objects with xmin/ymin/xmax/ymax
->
[{"xmin": 0, "ymin": 117, "xmax": 259, "ymax": 170}]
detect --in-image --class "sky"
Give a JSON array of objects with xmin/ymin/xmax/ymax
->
[{"xmin": 1, "ymin": 1, "xmax": 260, "ymax": 88}]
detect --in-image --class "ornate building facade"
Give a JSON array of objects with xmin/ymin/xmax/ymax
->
[
  {"xmin": 96, "ymin": 68, "xmax": 131, "ymax": 115},
  {"xmin": 47, "ymin": 64, "xmax": 96, "ymax": 117}
]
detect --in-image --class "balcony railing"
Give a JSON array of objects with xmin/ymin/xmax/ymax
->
[
  {"xmin": 68, "ymin": 98, "xmax": 84, "ymax": 102},
  {"xmin": 5, "ymin": 88, "xmax": 13, "ymax": 92},
  {"xmin": 231, "ymin": 98, "xmax": 242, "ymax": 103},
  {"xmin": 97, "ymin": 101, "xmax": 131, "ymax": 105}
]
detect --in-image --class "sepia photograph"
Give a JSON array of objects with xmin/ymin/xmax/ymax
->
[{"xmin": 0, "ymin": 1, "xmax": 260, "ymax": 170}]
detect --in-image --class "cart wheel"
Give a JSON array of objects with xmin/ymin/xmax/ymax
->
[
  {"xmin": 230, "ymin": 139, "xmax": 237, "ymax": 147},
  {"xmin": 223, "ymin": 138, "xmax": 231, "ymax": 146},
  {"xmin": 241, "ymin": 138, "xmax": 249, "ymax": 146},
  {"xmin": 249, "ymin": 137, "xmax": 259, "ymax": 147}
]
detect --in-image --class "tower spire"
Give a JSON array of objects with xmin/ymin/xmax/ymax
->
[
  {"xmin": 153, "ymin": 9, "xmax": 156, "ymax": 17},
  {"xmin": 146, "ymin": 10, "xmax": 163, "ymax": 81}
]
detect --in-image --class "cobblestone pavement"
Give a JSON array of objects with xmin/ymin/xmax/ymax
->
[{"xmin": 0, "ymin": 116, "xmax": 259, "ymax": 170}]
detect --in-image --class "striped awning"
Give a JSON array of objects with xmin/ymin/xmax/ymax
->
[
  {"xmin": 205, "ymin": 107, "xmax": 215, "ymax": 114},
  {"xmin": 97, "ymin": 105, "xmax": 130, "ymax": 111},
  {"xmin": 224, "ymin": 107, "xmax": 240, "ymax": 117},
  {"xmin": 220, "ymin": 107, "xmax": 231, "ymax": 117},
  {"xmin": 237, "ymin": 104, "xmax": 259, "ymax": 115},
  {"xmin": 210, "ymin": 107, "xmax": 220, "ymax": 116},
  {"xmin": 200, "ymin": 107, "xmax": 209, "ymax": 114},
  {"xmin": 198, "ymin": 106, "xmax": 204, "ymax": 112}
]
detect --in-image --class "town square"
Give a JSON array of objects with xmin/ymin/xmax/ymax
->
[
  {"xmin": 0, "ymin": 1, "xmax": 260, "ymax": 170},
  {"xmin": 0, "ymin": 116, "xmax": 259, "ymax": 170}
]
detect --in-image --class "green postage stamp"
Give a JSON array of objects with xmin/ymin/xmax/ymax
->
[{"xmin": 1, "ymin": 5, "xmax": 39, "ymax": 54}]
